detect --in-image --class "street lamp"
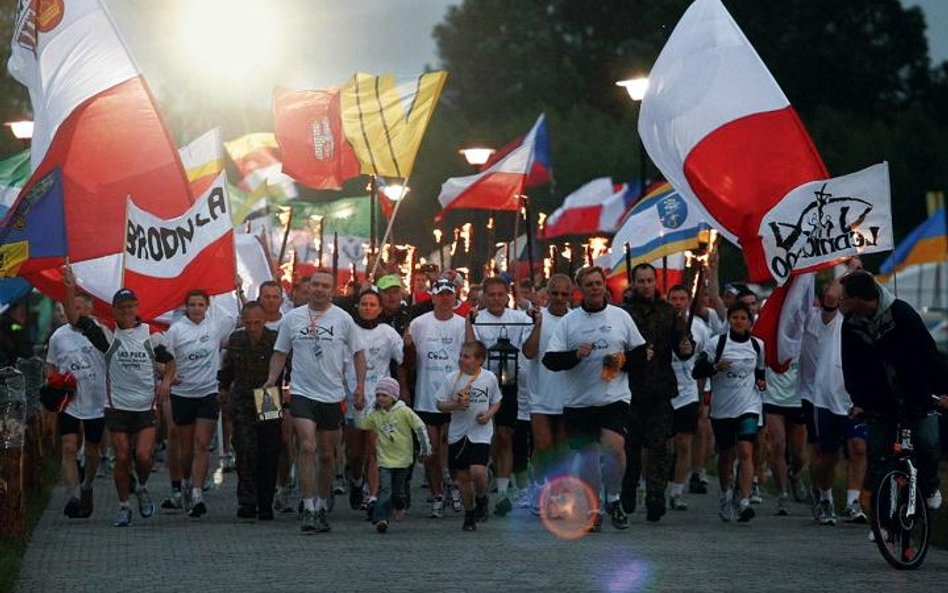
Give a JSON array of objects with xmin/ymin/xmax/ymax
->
[
  {"xmin": 4, "ymin": 120, "xmax": 34, "ymax": 140},
  {"xmin": 616, "ymin": 77, "xmax": 650, "ymax": 199},
  {"xmin": 381, "ymin": 183, "xmax": 410, "ymax": 202},
  {"xmin": 459, "ymin": 147, "xmax": 495, "ymax": 167}
]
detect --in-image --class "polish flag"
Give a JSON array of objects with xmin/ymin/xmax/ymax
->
[
  {"xmin": 6, "ymin": 0, "xmax": 193, "ymax": 314},
  {"xmin": 542, "ymin": 178, "xmax": 633, "ymax": 238},
  {"xmin": 437, "ymin": 114, "xmax": 545, "ymax": 212},
  {"xmin": 752, "ymin": 273, "xmax": 815, "ymax": 372},
  {"xmin": 639, "ymin": 0, "xmax": 828, "ymax": 282}
]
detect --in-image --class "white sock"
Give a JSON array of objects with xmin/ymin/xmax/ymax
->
[
  {"xmin": 670, "ymin": 482, "xmax": 684, "ymax": 497},
  {"xmin": 846, "ymin": 489, "xmax": 860, "ymax": 505},
  {"xmin": 739, "ymin": 497, "xmax": 750, "ymax": 508},
  {"xmin": 191, "ymin": 487, "xmax": 202, "ymax": 502},
  {"xmin": 496, "ymin": 478, "xmax": 510, "ymax": 495},
  {"xmin": 820, "ymin": 489, "xmax": 832, "ymax": 502},
  {"xmin": 606, "ymin": 493, "xmax": 620, "ymax": 504},
  {"xmin": 315, "ymin": 497, "xmax": 327, "ymax": 511},
  {"xmin": 303, "ymin": 497, "xmax": 316, "ymax": 512},
  {"xmin": 723, "ymin": 489, "xmax": 733, "ymax": 502}
]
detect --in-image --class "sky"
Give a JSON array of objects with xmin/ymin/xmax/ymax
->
[{"xmin": 107, "ymin": 0, "xmax": 948, "ymax": 109}]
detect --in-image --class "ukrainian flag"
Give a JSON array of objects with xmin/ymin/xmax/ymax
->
[
  {"xmin": 0, "ymin": 168, "xmax": 67, "ymax": 278},
  {"xmin": 878, "ymin": 207, "xmax": 947, "ymax": 281}
]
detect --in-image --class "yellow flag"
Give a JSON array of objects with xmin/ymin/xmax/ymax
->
[{"xmin": 340, "ymin": 71, "xmax": 448, "ymax": 179}]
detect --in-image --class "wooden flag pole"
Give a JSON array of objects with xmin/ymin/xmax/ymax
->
[
  {"xmin": 523, "ymin": 196, "xmax": 536, "ymax": 285},
  {"xmin": 276, "ymin": 206, "xmax": 294, "ymax": 265},
  {"xmin": 372, "ymin": 175, "xmax": 412, "ymax": 278},
  {"xmin": 624, "ymin": 242, "xmax": 633, "ymax": 286}
]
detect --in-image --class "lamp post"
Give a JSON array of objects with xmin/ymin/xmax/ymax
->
[
  {"xmin": 381, "ymin": 183, "xmax": 409, "ymax": 247},
  {"xmin": 459, "ymin": 147, "xmax": 495, "ymax": 281},
  {"xmin": 4, "ymin": 120, "xmax": 33, "ymax": 152}
]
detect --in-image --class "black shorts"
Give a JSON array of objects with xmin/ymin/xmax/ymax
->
[
  {"xmin": 104, "ymin": 409, "xmax": 157, "ymax": 434},
  {"xmin": 763, "ymin": 404, "xmax": 806, "ymax": 425},
  {"xmin": 58, "ymin": 412, "xmax": 105, "ymax": 444},
  {"xmin": 416, "ymin": 410, "xmax": 451, "ymax": 427},
  {"xmin": 494, "ymin": 385, "xmax": 519, "ymax": 428},
  {"xmin": 711, "ymin": 413, "xmax": 759, "ymax": 451},
  {"xmin": 170, "ymin": 394, "xmax": 220, "ymax": 426},
  {"xmin": 289, "ymin": 396, "xmax": 343, "ymax": 430},
  {"xmin": 801, "ymin": 400, "xmax": 819, "ymax": 444},
  {"xmin": 563, "ymin": 400, "xmax": 630, "ymax": 450},
  {"xmin": 448, "ymin": 437, "xmax": 490, "ymax": 470},
  {"xmin": 672, "ymin": 402, "xmax": 700, "ymax": 435}
]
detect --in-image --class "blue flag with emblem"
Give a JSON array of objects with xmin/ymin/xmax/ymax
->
[{"xmin": 0, "ymin": 168, "xmax": 68, "ymax": 278}]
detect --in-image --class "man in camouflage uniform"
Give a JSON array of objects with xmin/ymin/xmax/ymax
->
[
  {"xmin": 218, "ymin": 301, "xmax": 282, "ymax": 520},
  {"xmin": 621, "ymin": 263, "xmax": 693, "ymax": 522}
]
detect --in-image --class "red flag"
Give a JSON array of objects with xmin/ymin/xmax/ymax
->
[
  {"xmin": 273, "ymin": 86, "xmax": 361, "ymax": 190},
  {"xmin": 752, "ymin": 273, "xmax": 815, "ymax": 372}
]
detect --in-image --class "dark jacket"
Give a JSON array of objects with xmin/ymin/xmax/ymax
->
[
  {"xmin": 218, "ymin": 327, "xmax": 278, "ymax": 419},
  {"xmin": 622, "ymin": 293, "xmax": 692, "ymax": 403},
  {"xmin": 841, "ymin": 296, "xmax": 948, "ymax": 420}
]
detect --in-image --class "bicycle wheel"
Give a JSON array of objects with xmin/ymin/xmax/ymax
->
[{"xmin": 871, "ymin": 469, "xmax": 930, "ymax": 570}]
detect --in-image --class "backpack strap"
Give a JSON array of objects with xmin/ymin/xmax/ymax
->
[{"xmin": 713, "ymin": 334, "xmax": 728, "ymax": 365}]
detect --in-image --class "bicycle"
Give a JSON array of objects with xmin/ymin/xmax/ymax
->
[{"xmin": 869, "ymin": 426, "xmax": 930, "ymax": 570}]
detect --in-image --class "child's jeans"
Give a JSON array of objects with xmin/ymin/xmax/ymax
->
[{"xmin": 374, "ymin": 466, "xmax": 410, "ymax": 522}]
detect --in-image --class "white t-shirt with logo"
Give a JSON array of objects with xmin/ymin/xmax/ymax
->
[
  {"xmin": 436, "ymin": 369, "xmax": 502, "ymax": 444},
  {"xmin": 46, "ymin": 324, "xmax": 107, "ymax": 420},
  {"xmin": 165, "ymin": 315, "xmax": 233, "ymax": 399},
  {"xmin": 705, "ymin": 335, "xmax": 765, "ymax": 419},
  {"xmin": 546, "ymin": 305, "xmax": 646, "ymax": 407},
  {"xmin": 344, "ymin": 323, "xmax": 404, "ymax": 417},
  {"xmin": 274, "ymin": 304, "xmax": 365, "ymax": 403},
  {"xmin": 762, "ymin": 358, "xmax": 801, "ymax": 407},
  {"xmin": 671, "ymin": 316, "xmax": 711, "ymax": 410},
  {"xmin": 408, "ymin": 312, "xmax": 466, "ymax": 414},
  {"xmin": 813, "ymin": 314, "xmax": 852, "ymax": 416},
  {"xmin": 529, "ymin": 307, "xmax": 568, "ymax": 414},
  {"xmin": 104, "ymin": 324, "xmax": 165, "ymax": 412}
]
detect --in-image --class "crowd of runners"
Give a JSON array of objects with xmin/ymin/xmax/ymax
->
[{"xmin": 45, "ymin": 254, "xmax": 947, "ymax": 536}]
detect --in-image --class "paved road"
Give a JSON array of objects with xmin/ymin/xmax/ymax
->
[{"xmin": 14, "ymin": 461, "xmax": 948, "ymax": 593}]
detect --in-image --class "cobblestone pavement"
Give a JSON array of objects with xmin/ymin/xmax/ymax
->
[{"xmin": 14, "ymin": 460, "xmax": 948, "ymax": 593}]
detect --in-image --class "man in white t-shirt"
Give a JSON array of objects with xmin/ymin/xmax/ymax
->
[
  {"xmin": 467, "ymin": 276, "xmax": 539, "ymax": 516},
  {"xmin": 542, "ymin": 266, "xmax": 648, "ymax": 532},
  {"xmin": 406, "ymin": 278, "xmax": 467, "ymax": 518},
  {"xmin": 264, "ymin": 271, "xmax": 366, "ymax": 533},
  {"xmin": 47, "ymin": 291, "xmax": 107, "ymax": 519}
]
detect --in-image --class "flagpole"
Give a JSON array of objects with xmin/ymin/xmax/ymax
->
[
  {"xmin": 625, "ymin": 242, "xmax": 633, "ymax": 286},
  {"xmin": 523, "ymin": 196, "xmax": 536, "ymax": 286},
  {"xmin": 277, "ymin": 206, "xmax": 294, "ymax": 264},
  {"xmin": 369, "ymin": 176, "xmax": 378, "ymax": 257},
  {"xmin": 332, "ymin": 232, "xmax": 339, "ymax": 286},
  {"xmin": 509, "ymin": 201, "xmax": 520, "ymax": 277},
  {"xmin": 120, "ymin": 194, "xmax": 131, "ymax": 290},
  {"xmin": 371, "ymin": 175, "xmax": 412, "ymax": 278}
]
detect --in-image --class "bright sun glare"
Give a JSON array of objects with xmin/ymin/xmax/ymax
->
[{"xmin": 177, "ymin": 0, "xmax": 283, "ymax": 82}]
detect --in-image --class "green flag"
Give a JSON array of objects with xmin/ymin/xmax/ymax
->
[
  {"xmin": 287, "ymin": 196, "xmax": 370, "ymax": 237},
  {"xmin": 0, "ymin": 150, "xmax": 31, "ymax": 213}
]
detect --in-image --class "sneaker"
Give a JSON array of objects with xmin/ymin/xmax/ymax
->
[
  {"xmin": 376, "ymin": 519, "xmax": 389, "ymax": 533},
  {"xmin": 237, "ymin": 505, "xmax": 256, "ymax": 519},
  {"xmin": 607, "ymin": 501, "xmax": 630, "ymax": 530},
  {"xmin": 788, "ymin": 470, "xmax": 807, "ymax": 502},
  {"xmin": 494, "ymin": 494, "xmax": 512, "ymax": 517},
  {"xmin": 515, "ymin": 488, "xmax": 531, "ymax": 509},
  {"xmin": 349, "ymin": 481, "xmax": 364, "ymax": 511},
  {"xmin": 314, "ymin": 509, "xmax": 331, "ymax": 532},
  {"xmin": 78, "ymin": 487, "xmax": 94, "ymax": 518},
  {"xmin": 365, "ymin": 497, "xmax": 377, "ymax": 521},
  {"xmin": 737, "ymin": 500, "xmax": 756, "ymax": 522},
  {"xmin": 63, "ymin": 496, "xmax": 82, "ymax": 518},
  {"xmin": 817, "ymin": 499, "xmax": 837, "ymax": 526},
  {"xmin": 718, "ymin": 497, "xmax": 735, "ymax": 522},
  {"xmin": 333, "ymin": 476, "xmax": 346, "ymax": 495},
  {"xmin": 161, "ymin": 491, "xmax": 183, "ymax": 511},
  {"xmin": 462, "ymin": 511, "xmax": 477, "ymax": 531},
  {"xmin": 301, "ymin": 509, "xmax": 317, "ymax": 533},
  {"xmin": 430, "ymin": 495, "xmax": 444, "ymax": 518},
  {"xmin": 646, "ymin": 505, "xmax": 665, "ymax": 523},
  {"xmin": 669, "ymin": 495, "xmax": 688, "ymax": 511},
  {"xmin": 136, "ymin": 487, "xmax": 155, "ymax": 518},
  {"xmin": 750, "ymin": 483, "xmax": 763, "ymax": 504},
  {"xmin": 842, "ymin": 501, "xmax": 868, "ymax": 524},
  {"xmin": 188, "ymin": 501, "xmax": 207, "ymax": 518},
  {"xmin": 273, "ymin": 491, "xmax": 293, "ymax": 514},
  {"xmin": 586, "ymin": 510, "xmax": 603, "ymax": 533},
  {"xmin": 450, "ymin": 487, "xmax": 463, "ymax": 512},
  {"xmin": 776, "ymin": 493, "xmax": 790, "ymax": 516},
  {"xmin": 474, "ymin": 496, "xmax": 489, "ymax": 522},
  {"xmin": 113, "ymin": 506, "xmax": 132, "ymax": 527},
  {"xmin": 926, "ymin": 489, "xmax": 943, "ymax": 510},
  {"xmin": 688, "ymin": 473, "xmax": 708, "ymax": 494}
]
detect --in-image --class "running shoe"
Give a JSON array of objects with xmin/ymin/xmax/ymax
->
[
  {"xmin": 430, "ymin": 495, "xmax": 444, "ymax": 518},
  {"xmin": 607, "ymin": 500, "xmax": 630, "ymax": 530},
  {"xmin": 113, "ymin": 506, "xmax": 132, "ymax": 527},
  {"xmin": 365, "ymin": 497, "xmax": 377, "ymax": 521},
  {"xmin": 78, "ymin": 487, "xmax": 94, "ymax": 518},
  {"xmin": 737, "ymin": 500, "xmax": 756, "ymax": 522},
  {"xmin": 817, "ymin": 499, "xmax": 837, "ymax": 526},
  {"xmin": 718, "ymin": 497, "xmax": 735, "ymax": 522},
  {"xmin": 776, "ymin": 493, "xmax": 790, "ymax": 516},
  {"xmin": 688, "ymin": 473, "xmax": 708, "ymax": 494},
  {"xmin": 494, "ymin": 494, "xmax": 512, "ymax": 517},
  {"xmin": 63, "ymin": 496, "xmax": 82, "ymax": 518},
  {"xmin": 515, "ymin": 488, "xmax": 531, "ymax": 509},
  {"xmin": 474, "ymin": 496, "xmax": 489, "ymax": 522},
  {"xmin": 842, "ymin": 501, "xmax": 868, "ymax": 524},
  {"xmin": 462, "ymin": 511, "xmax": 477, "ymax": 532},
  {"xmin": 349, "ymin": 481, "xmax": 364, "ymax": 511},
  {"xmin": 300, "ymin": 509, "xmax": 317, "ymax": 533},
  {"xmin": 161, "ymin": 491, "xmax": 184, "ymax": 511},
  {"xmin": 376, "ymin": 519, "xmax": 389, "ymax": 534},
  {"xmin": 669, "ymin": 495, "xmax": 688, "ymax": 511},
  {"xmin": 188, "ymin": 500, "xmax": 207, "ymax": 518},
  {"xmin": 273, "ymin": 490, "xmax": 292, "ymax": 514},
  {"xmin": 315, "ymin": 509, "xmax": 331, "ymax": 532},
  {"xmin": 333, "ymin": 476, "xmax": 346, "ymax": 495},
  {"xmin": 926, "ymin": 489, "xmax": 943, "ymax": 510},
  {"xmin": 450, "ymin": 487, "xmax": 463, "ymax": 512},
  {"xmin": 136, "ymin": 487, "xmax": 155, "ymax": 518},
  {"xmin": 749, "ymin": 483, "xmax": 763, "ymax": 504}
]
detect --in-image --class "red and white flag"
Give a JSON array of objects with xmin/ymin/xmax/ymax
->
[
  {"xmin": 123, "ymin": 172, "xmax": 236, "ymax": 321},
  {"xmin": 639, "ymin": 0, "xmax": 828, "ymax": 282},
  {"xmin": 437, "ymin": 114, "xmax": 545, "ymax": 212},
  {"xmin": 752, "ymin": 273, "xmax": 815, "ymax": 372},
  {"xmin": 542, "ymin": 178, "xmax": 631, "ymax": 238},
  {"xmin": 6, "ymin": 0, "xmax": 194, "ymax": 315}
]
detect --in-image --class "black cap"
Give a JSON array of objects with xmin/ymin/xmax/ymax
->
[{"xmin": 112, "ymin": 288, "xmax": 138, "ymax": 306}]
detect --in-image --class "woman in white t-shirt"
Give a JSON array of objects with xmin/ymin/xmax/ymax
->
[
  {"xmin": 343, "ymin": 288, "xmax": 404, "ymax": 514},
  {"xmin": 693, "ymin": 302, "xmax": 766, "ymax": 524}
]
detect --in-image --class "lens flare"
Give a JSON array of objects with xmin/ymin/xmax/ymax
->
[{"xmin": 539, "ymin": 476, "xmax": 599, "ymax": 540}]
